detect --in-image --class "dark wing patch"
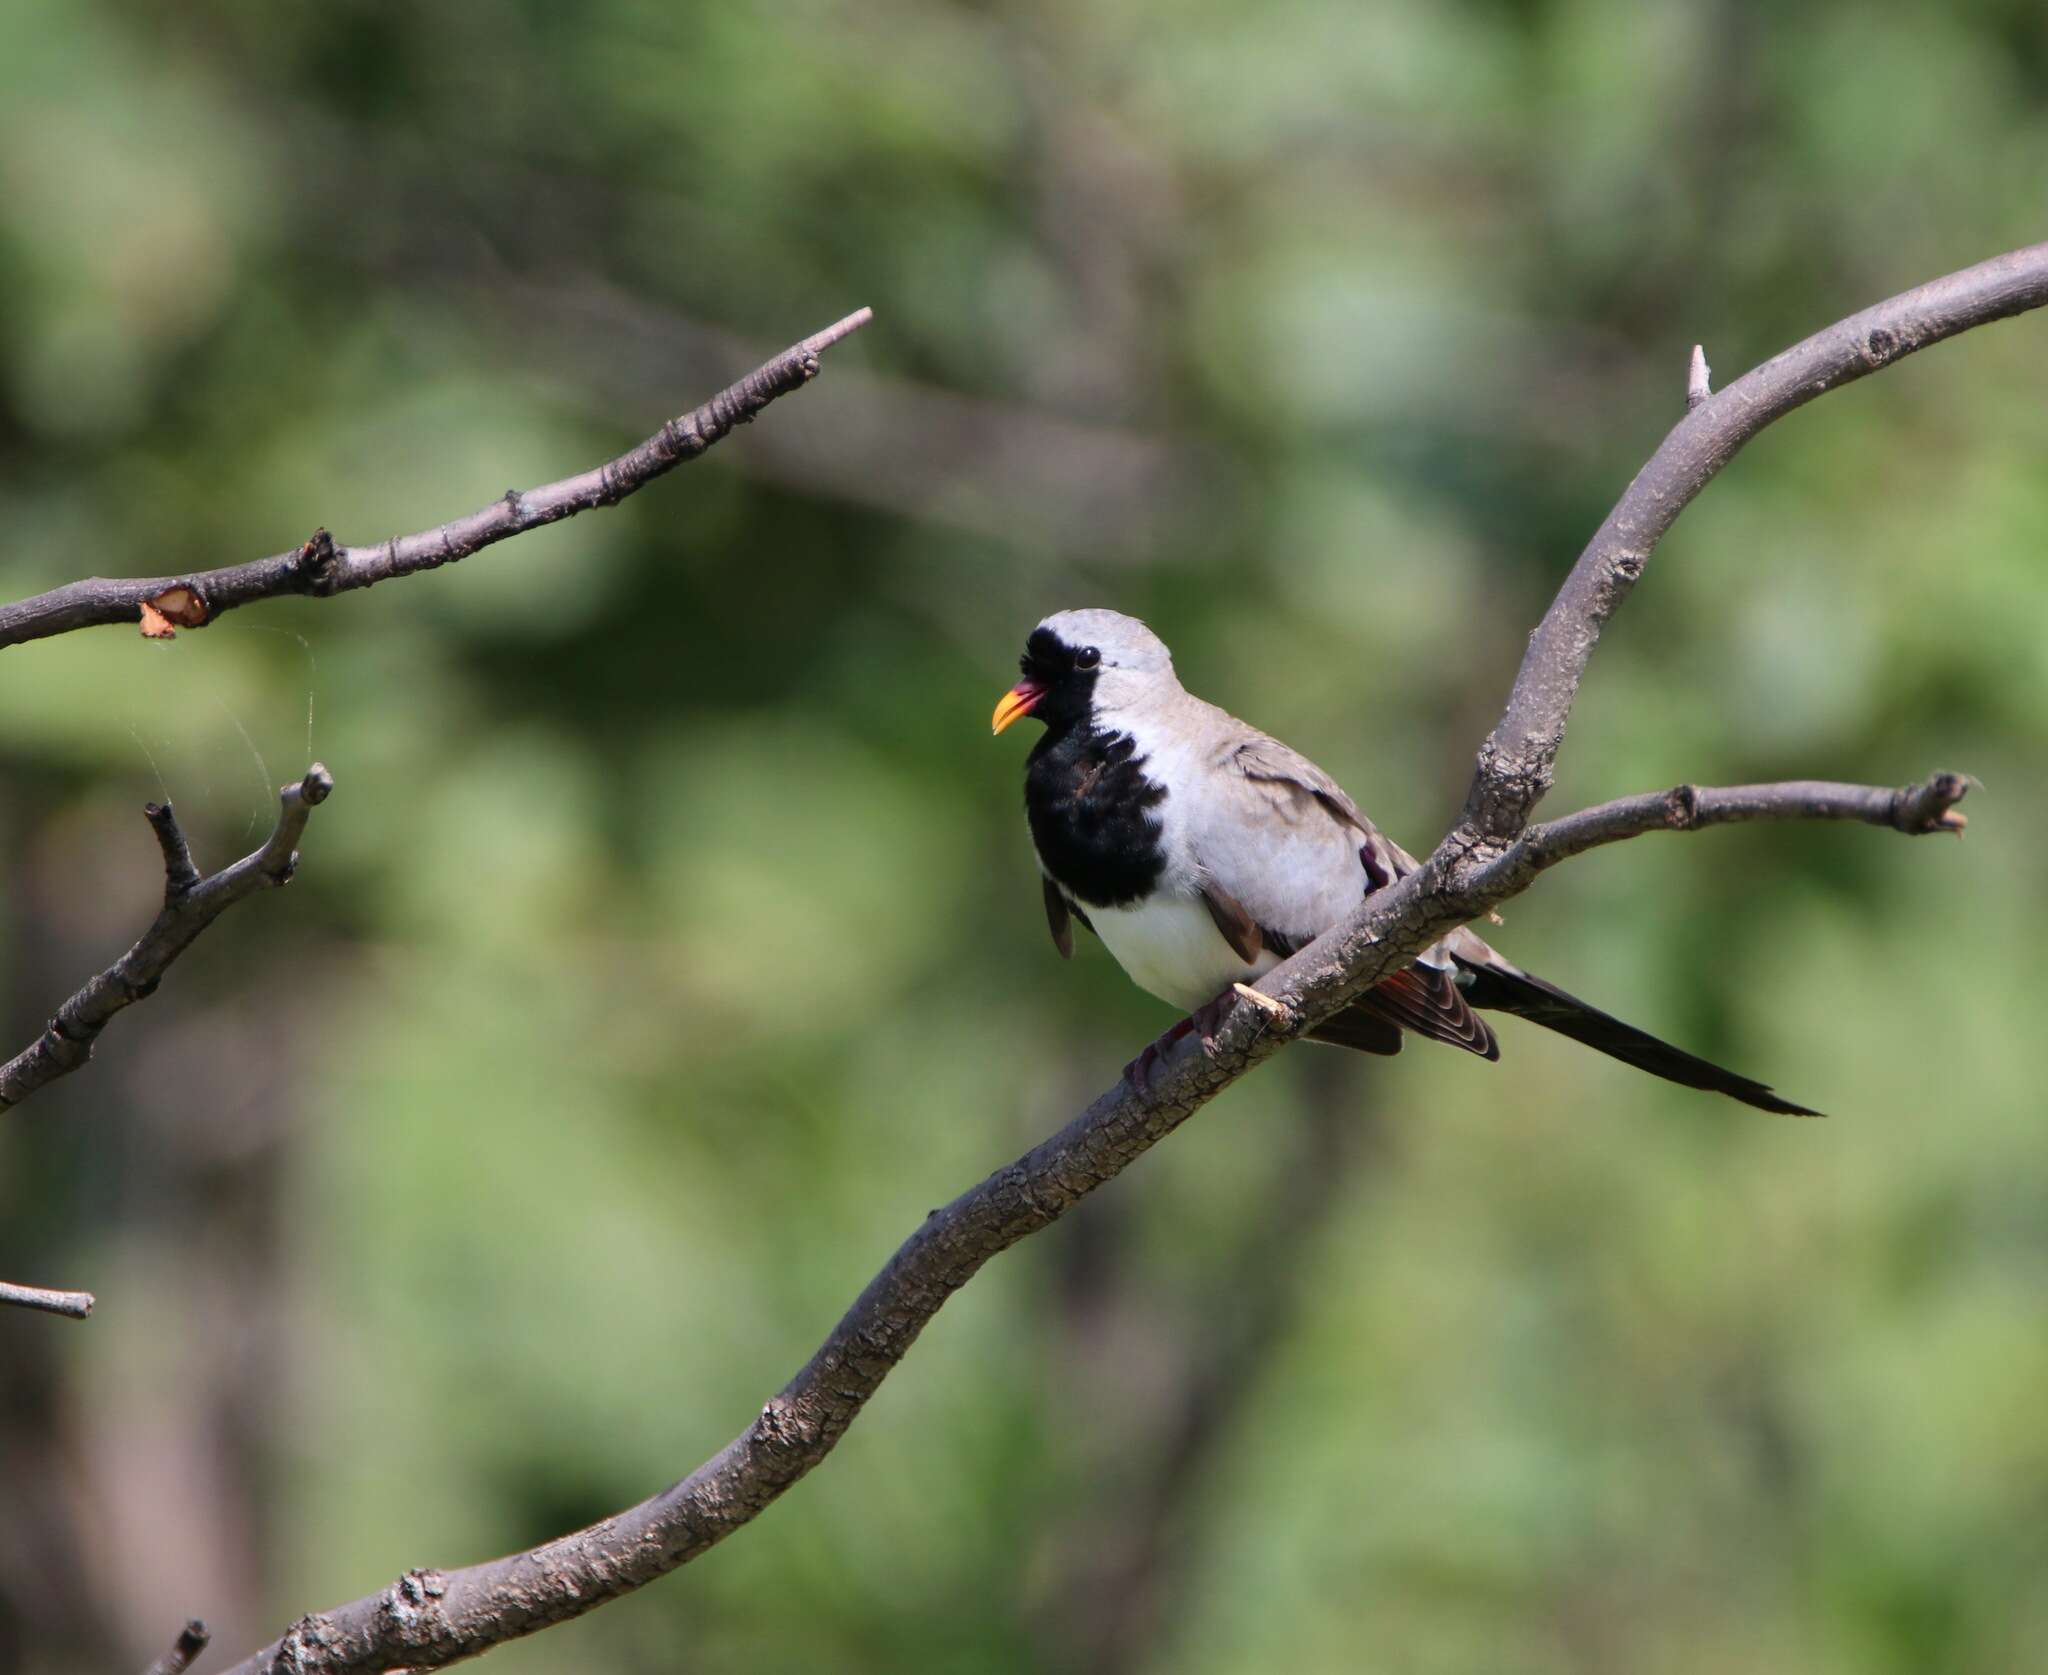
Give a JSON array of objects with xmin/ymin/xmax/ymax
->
[
  {"xmin": 1201, "ymin": 883, "xmax": 1263, "ymax": 964},
  {"xmin": 1359, "ymin": 840, "xmax": 1395, "ymax": 893},
  {"xmin": 1043, "ymin": 875, "xmax": 1073, "ymax": 960},
  {"xmin": 1310, "ymin": 787, "xmax": 1369, "ymax": 834},
  {"xmin": 1308, "ymin": 1010, "xmax": 1405, "ymax": 1055},
  {"xmin": 1257, "ymin": 919, "xmax": 1491, "ymax": 1060},
  {"xmin": 1259, "ymin": 924, "xmax": 1304, "ymax": 958},
  {"xmin": 1352, "ymin": 967, "xmax": 1500, "ymax": 1061}
]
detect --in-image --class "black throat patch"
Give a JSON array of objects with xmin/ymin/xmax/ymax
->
[{"xmin": 1024, "ymin": 719, "xmax": 1168, "ymax": 909}]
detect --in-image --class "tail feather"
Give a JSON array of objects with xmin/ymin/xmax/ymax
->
[
  {"xmin": 1453, "ymin": 957, "xmax": 1821, "ymax": 1117},
  {"xmin": 1314, "ymin": 966, "xmax": 1500, "ymax": 1061}
]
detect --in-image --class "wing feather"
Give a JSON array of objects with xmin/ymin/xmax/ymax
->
[
  {"xmin": 1200, "ymin": 883, "xmax": 1263, "ymax": 964},
  {"xmin": 1042, "ymin": 874, "xmax": 1074, "ymax": 959}
]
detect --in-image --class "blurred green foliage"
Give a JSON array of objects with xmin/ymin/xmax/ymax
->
[{"xmin": 2, "ymin": 2, "xmax": 2046, "ymax": 1672}]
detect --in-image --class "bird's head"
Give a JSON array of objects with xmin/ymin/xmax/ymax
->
[{"xmin": 991, "ymin": 609, "xmax": 1176, "ymax": 735}]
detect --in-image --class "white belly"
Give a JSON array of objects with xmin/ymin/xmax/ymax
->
[{"xmin": 1087, "ymin": 890, "xmax": 1278, "ymax": 1013}]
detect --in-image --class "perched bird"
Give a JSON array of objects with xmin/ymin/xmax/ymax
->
[{"xmin": 992, "ymin": 608, "xmax": 1816, "ymax": 1115}]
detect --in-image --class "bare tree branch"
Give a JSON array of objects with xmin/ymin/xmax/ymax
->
[
  {"xmin": 0, "ymin": 309, "xmax": 872, "ymax": 651},
  {"xmin": 0, "ymin": 767, "xmax": 334, "ymax": 1114},
  {"xmin": 1454, "ymin": 240, "xmax": 2048, "ymax": 853},
  {"xmin": 0, "ymin": 1279, "xmax": 95, "ymax": 1319},
  {"xmin": 215, "ymin": 244, "xmax": 2042, "ymax": 1675},
  {"xmin": 141, "ymin": 1620, "xmax": 210, "ymax": 1675},
  {"xmin": 1464, "ymin": 771, "xmax": 1971, "ymax": 896}
]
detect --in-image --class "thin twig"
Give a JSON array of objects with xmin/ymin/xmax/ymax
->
[
  {"xmin": 1467, "ymin": 771, "xmax": 1971, "ymax": 893},
  {"xmin": 0, "ymin": 1278, "xmax": 95, "ymax": 1319},
  {"xmin": 1686, "ymin": 343, "xmax": 1712, "ymax": 409},
  {"xmin": 0, "ymin": 767, "xmax": 335, "ymax": 1113},
  {"xmin": 218, "ymin": 245, "xmax": 2042, "ymax": 1675},
  {"xmin": 142, "ymin": 1620, "xmax": 210, "ymax": 1675},
  {"xmin": 0, "ymin": 309, "xmax": 872, "ymax": 651},
  {"xmin": 147, "ymin": 802, "xmax": 203, "ymax": 897}
]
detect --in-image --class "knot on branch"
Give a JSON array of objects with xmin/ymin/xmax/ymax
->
[
  {"xmin": 753, "ymin": 1396, "xmax": 810, "ymax": 1454},
  {"xmin": 659, "ymin": 414, "xmax": 706, "ymax": 461},
  {"xmin": 379, "ymin": 1569, "xmax": 454, "ymax": 1653},
  {"xmin": 1890, "ymin": 771, "xmax": 1970, "ymax": 834},
  {"xmin": 1463, "ymin": 740, "xmax": 1554, "ymax": 849},
  {"xmin": 1862, "ymin": 327, "xmax": 1900, "ymax": 368},
  {"xmin": 45, "ymin": 1013, "xmax": 88, "ymax": 1047},
  {"xmin": 1664, "ymin": 783, "xmax": 1702, "ymax": 829},
  {"xmin": 274, "ymin": 1613, "xmax": 341, "ymax": 1674},
  {"xmin": 138, "ymin": 585, "xmax": 209, "ymax": 640},
  {"xmin": 296, "ymin": 528, "xmax": 342, "ymax": 595}
]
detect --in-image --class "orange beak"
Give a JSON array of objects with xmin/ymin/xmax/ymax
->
[{"xmin": 991, "ymin": 680, "xmax": 1046, "ymax": 735}]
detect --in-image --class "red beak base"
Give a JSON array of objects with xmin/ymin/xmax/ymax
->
[{"xmin": 991, "ymin": 681, "xmax": 1046, "ymax": 735}]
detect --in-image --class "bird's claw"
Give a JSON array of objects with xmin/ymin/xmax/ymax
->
[
  {"xmin": 1190, "ymin": 991, "xmax": 1239, "ymax": 1053},
  {"xmin": 1122, "ymin": 992, "xmax": 1250, "ymax": 1095},
  {"xmin": 1122, "ymin": 1016, "xmax": 1196, "ymax": 1095}
]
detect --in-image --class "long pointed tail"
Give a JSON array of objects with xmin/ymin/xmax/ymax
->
[{"xmin": 1453, "ymin": 957, "xmax": 1821, "ymax": 1117}]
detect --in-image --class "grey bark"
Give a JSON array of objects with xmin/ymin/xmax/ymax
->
[{"xmin": 0, "ymin": 1279, "xmax": 95, "ymax": 1319}]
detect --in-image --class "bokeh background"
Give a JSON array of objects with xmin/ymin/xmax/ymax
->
[{"xmin": 3, "ymin": 3, "xmax": 2046, "ymax": 1671}]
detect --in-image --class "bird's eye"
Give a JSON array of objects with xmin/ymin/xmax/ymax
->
[{"xmin": 1073, "ymin": 646, "xmax": 1101, "ymax": 670}]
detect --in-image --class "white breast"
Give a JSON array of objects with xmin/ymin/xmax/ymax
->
[{"xmin": 1085, "ymin": 889, "xmax": 1278, "ymax": 1013}]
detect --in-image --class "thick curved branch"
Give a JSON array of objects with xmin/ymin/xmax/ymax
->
[
  {"xmin": 0, "ymin": 1278, "xmax": 95, "ymax": 1319},
  {"xmin": 220, "ymin": 248, "xmax": 2039, "ymax": 1674},
  {"xmin": 0, "ymin": 309, "xmax": 872, "ymax": 651},
  {"xmin": 0, "ymin": 767, "xmax": 334, "ymax": 1113},
  {"xmin": 1455, "ymin": 241, "xmax": 2048, "ymax": 850},
  {"xmin": 217, "ymin": 764, "xmax": 1976, "ymax": 1673}
]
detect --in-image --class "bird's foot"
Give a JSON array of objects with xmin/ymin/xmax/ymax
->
[
  {"xmin": 1190, "ymin": 990, "xmax": 1238, "ymax": 1053},
  {"xmin": 1122, "ymin": 1016, "xmax": 1196, "ymax": 1096},
  {"xmin": 1122, "ymin": 993, "xmax": 1245, "ymax": 1096}
]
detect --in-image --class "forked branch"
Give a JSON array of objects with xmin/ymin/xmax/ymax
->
[
  {"xmin": 6, "ymin": 308, "xmax": 872, "ymax": 1328},
  {"xmin": 0, "ymin": 767, "xmax": 334, "ymax": 1114},
  {"xmin": 1454, "ymin": 241, "xmax": 2048, "ymax": 852},
  {"xmin": 217, "ymin": 247, "xmax": 2040, "ymax": 1674}
]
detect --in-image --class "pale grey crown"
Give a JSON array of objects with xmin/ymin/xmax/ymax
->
[{"xmin": 1038, "ymin": 609, "xmax": 1176, "ymax": 677}]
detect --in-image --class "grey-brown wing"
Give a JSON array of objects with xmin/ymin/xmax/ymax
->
[{"xmin": 1208, "ymin": 729, "xmax": 1418, "ymax": 923}]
